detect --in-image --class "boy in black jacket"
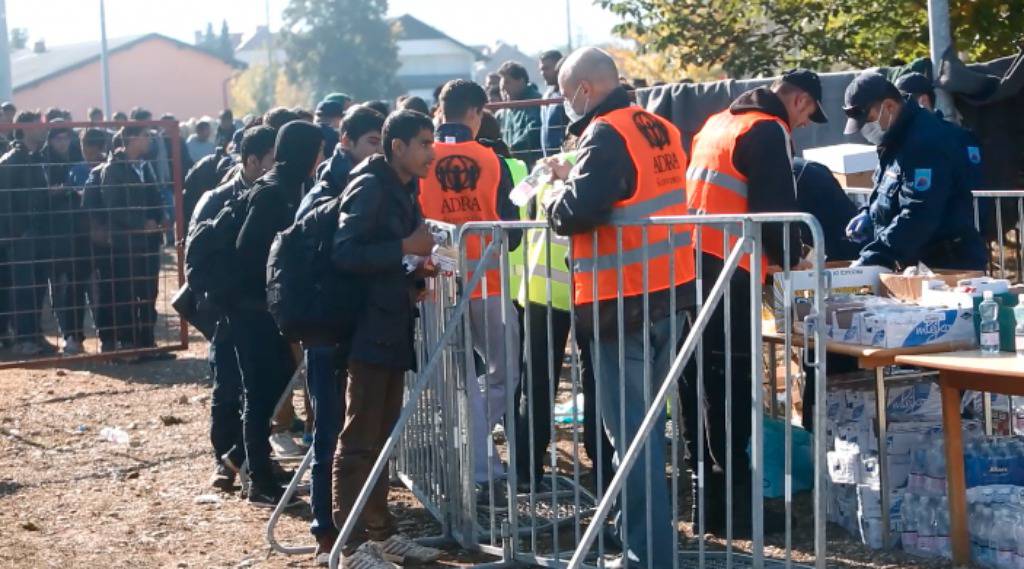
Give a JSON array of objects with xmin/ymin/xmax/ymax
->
[{"xmin": 327, "ymin": 111, "xmax": 441, "ymax": 566}]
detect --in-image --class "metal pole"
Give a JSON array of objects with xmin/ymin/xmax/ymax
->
[
  {"xmin": 565, "ymin": 0, "xmax": 572, "ymax": 52},
  {"xmin": 927, "ymin": 0, "xmax": 956, "ymax": 119},
  {"xmin": 99, "ymin": 0, "xmax": 112, "ymax": 117},
  {"xmin": 0, "ymin": 0, "xmax": 12, "ymax": 101}
]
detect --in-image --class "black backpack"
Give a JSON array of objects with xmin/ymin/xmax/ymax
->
[
  {"xmin": 266, "ymin": 197, "xmax": 365, "ymax": 344},
  {"xmin": 184, "ymin": 191, "xmax": 250, "ymax": 308}
]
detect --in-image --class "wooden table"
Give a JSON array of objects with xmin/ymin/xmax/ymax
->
[
  {"xmin": 894, "ymin": 351, "xmax": 1024, "ymax": 567},
  {"xmin": 763, "ymin": 332, "xmax": 975, "ymax": 548}
]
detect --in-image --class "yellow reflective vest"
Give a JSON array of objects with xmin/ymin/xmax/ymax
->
[
  {"xmin": 517, "ymin": 152, "xmax": 577, "ymax": 312},
  {"xmin": 504, "ymin": 158, "xmax": 529, "ymax": 298}
]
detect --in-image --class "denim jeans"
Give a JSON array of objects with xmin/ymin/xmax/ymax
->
[
  {"xmin": 209, "ymin": 320, "xmax": 244, "ymax": 465},
  {"xmin": 306, "ymin": 344, "xmax": 346, "ymax": 537},
  {"xmin": 229, "ymin": 308, "xmax": 297, "ymax": 493},
  {"xmin": 591, "ymin": 312, "xmax": 685, "ymax": 569}
]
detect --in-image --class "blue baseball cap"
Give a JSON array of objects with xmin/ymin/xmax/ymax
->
[{"xmin": 843, "ymin": 71, "xmax": 901, "ymax": 134}]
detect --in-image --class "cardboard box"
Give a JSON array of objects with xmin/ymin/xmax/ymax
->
[
  {"xmin": 833, "ymin": 171, "xmax": 875, "ymax": 189},
  {"xmin": 860, "ymin": 306, "xmax": 977, "ymax": 348},
  {"xmin": 803, "ymin": 143, "xmax": 879, "ymax": 173},
  {"xmin": 772, "ymin": 266, "xmax": 892, "ymax": 326},
  {"xmin": 879, "ymin": 270, "xmax": 986, "ymax": 302}
]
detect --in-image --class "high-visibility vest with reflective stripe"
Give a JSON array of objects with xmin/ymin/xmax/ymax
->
[
  {"xmin": 520, "ymin": 152, "xmax": 577, "ymax": 311},
  {"xmin": 419, "ymin": 141, "xmax": 503, "ymax": 299},
  {"xmin": 504, "ymin": 157, "xmax": 529, "ymax": 299},
  {"xmin": 570, "ymin": 107, "xmax": 695, "ymax": 305},
  {"xmin": 686, "ymin": 109, "xmax": 787, "ymax": 283}
]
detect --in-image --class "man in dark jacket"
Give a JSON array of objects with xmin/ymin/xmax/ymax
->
[
  {"xmin": 843, "ymin": 72, "xmax": 986, "ymax": 270},
  {"xmin": 314, "ymin": 100, "xmax": 346, "ymax": 160},
  {"xmin": 189, "ymin": 125, "xmax": 277, "ymax": 492},
  {"xmin": 0, "ymin": 111, "xmax": 54, "ymax": 355},
  {"xmin": 227, "ymin": 121, "xmax": 323, "ymax": 507},
  {"xmin": 539, "ymin": 49, "xmax": 568, "ymax": 156},
  {"xmin": 793, "ymin": 157, "xmax": 862, "ymax": 262},
  {"xmin": 684, "ymin": 69, "xmax": 824, "ymax": 536},
  {"xmin": 300, "ymin": 105, "xmax": 385, "ymax": 219},
  {"xmin": 327, "ymin": 111, "xmax": 442, "ymax": 565},
  {"xmin": 497, "ymin": 61, "xmax": 544, "ymax": 165},
  {"xmin": 95, "ymin": 125, "xmax": 167, "ymax": 353},
  {"xmin": 183, "ymin": 146, "xmax": 235, "ymax": 225}
]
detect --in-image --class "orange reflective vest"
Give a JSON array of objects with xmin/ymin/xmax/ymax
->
[
  {"xmin": 418, "ymin": 140, "xmax": 503, "ymax": 299},
  {"xmin": 570, "ymin": 107, "xmax": 695, "ymax": 305},
  {"xmin": 686, "ymin": 109, "xmax": 789, "ymax": 283}
]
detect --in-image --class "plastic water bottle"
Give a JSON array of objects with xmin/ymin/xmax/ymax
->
[
  {"xmin": 981, "ymin": 290, "xmax": 1001, "ymax": 355},
  {"xmin": 935, "ymin": 496, "xmax": 951, "ymax": 560},
  {"xmin": 1014, "ymin": 295, "xmax": 1024, "ymax": 357},
  {"xmin": 918, "ymin": 497, "xmax": 936, "ymax": 556},
  {"xmin": 901, "ymin": 493, "xmax": 920, "ymax": 554},
  {"xmin": 925, "ymin": 444, "xmax": 947, "ymax": 495},
  {"xmin": 997, "ymin": 509, "xmax": 1017, "ymax": 568},
  {"xmin": 1012, "ymin": 512, "xmax": 1024, "ymax": 569}
]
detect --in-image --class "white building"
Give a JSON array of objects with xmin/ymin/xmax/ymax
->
[
  {"xmin": 474, "ymin": 42, "xmax": 542, "ymax": 86},
  {"xmin": 391, "ymin": 14, "xmax": 486, "ymax": 101},
  {"xmin": 233, "ymin": 26, "xmax": 286, "ymax": 67}
]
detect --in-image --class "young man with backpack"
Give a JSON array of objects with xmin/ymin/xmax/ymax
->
[
  {"xmin": 417, "ymin": 79, "xmax": 522, "ymax": 508},
  {"xmin": 226, "ymin": 121, "xmax": 324, "ymax": 507},
  {"xmin": 328, "ymin": 110, "xmax": 442, "ymax": 567},
  {"xmin": 187, "ymin": 125, "xmax": 277, "ymax": 492},
  {"xmin": 286, "ymin": 104, "xmax": 384, "ymax": 553}
]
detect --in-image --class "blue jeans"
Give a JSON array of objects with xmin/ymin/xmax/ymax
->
[
  {"xmin": 591, "ymin": 313, "xmax": 685, "ymax": 569},
  {"xmin": 306, "ymin": 345, "xmax": 346, "ymax": 537}
]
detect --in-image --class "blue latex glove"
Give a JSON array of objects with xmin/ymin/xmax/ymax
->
[{"xmin": 845, "ymin": 211, "xmax": 872, "ymax": 244}]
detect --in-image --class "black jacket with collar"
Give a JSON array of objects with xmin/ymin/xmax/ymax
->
[
  {"xmin": 0, "ymin": 141, "xmax": 48, "ymax": 240},
  {"xmin": 331, "ymin": 154, "xmax": 423, "ymax": 370},
  {"xmin": 95, "ymin": 148, "xmax": 165, "ymax": 253}
]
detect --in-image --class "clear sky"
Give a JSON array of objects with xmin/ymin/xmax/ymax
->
[{"xmin": 6, "ymin": 0, "xmax": 623, "ymax": 55}]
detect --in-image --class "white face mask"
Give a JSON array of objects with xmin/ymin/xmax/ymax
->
[
  {"xmin": 563, "ymin": 84, "xmax": 590, "ymax": 123},
  {"xmin": 860, "ymin": 104, "xmax": 889, "ymax": 145}
]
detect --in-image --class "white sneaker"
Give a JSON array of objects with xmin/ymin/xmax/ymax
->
[
  {"xmin": 269, "ymin": 432, "xmax": 305, "ymax": 457},
  {"xmin": 373, "ymin": 535, "xmax": 442, "ymax": 565},
  {"xmin": 343, "ymin": 542, "xmax": 398, "ymax": 569},
  {"xmin": 63, "ymin": 337, "xmax": 83, "ymax": 356}
]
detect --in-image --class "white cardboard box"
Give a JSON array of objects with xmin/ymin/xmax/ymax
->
[
  {"xmin": 860, "ymin": 306, "xmax": 977, "ymax": 348},
  {"xmin": 803, "ymin": 143, "xmax": 879, "ymax": 174},
  {"xmin": 772, "ymin": 266, "xmax": 892, "ymax": 326}
]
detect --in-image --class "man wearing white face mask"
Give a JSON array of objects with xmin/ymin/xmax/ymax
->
[{"xmin": 842, "ymin": 71, "xmax": 986, "ymax": 270}]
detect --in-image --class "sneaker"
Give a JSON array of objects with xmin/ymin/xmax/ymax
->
[
  {"xmin": 62, "ymin": 337, "xmax": 84, "ymax": 356},
  {"xmin": 209, "ymin": 460, "xmax": 236, "ymax": 491},
  {"xmin": 475, "ymin": 482, "xmax": 509, "ymax": 511},
  {"xmin": 343, "ymin": 542, "xmax": 398, "ymax": 569},
  {"xmin": 372, "ymin": 535, "xmax": 442, "ymax": 565},
  {"xmin": 248, "ymin": 487, "xmax": 303, "ymax": 509},
  {"xmin": 270, "ymin": 432, "xmax": 305, "ymax": 458},
  {"xmin": 35, "ymin": 338, "xmax": 59, "ymax": 354}
]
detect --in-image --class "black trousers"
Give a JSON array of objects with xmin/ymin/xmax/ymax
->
[
  {"xmin": 110, "ymin": 245, "xmax": 159, "ymax": 347},
  {"xmin": 681, "ymin": 256, "xmax": 753, "ymax": 501},
  {"xmin": 209, "ymin": 319, "xmax": 244, "ymax": 465},
  {"xmin": 514, "ymin": 302, "xmax": 614, "ymax": 486},
  {"xmin": 229, "ymin": 308, "xmax": 297, "ymax": 493},
  {"xmin": 90, "ymin": 246, "xmax": 117, "ymax": 347}
]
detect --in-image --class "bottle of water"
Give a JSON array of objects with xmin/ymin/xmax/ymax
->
[
  {"xmin": 981, "ymin": 290, "xmax": 1001, "ymax": 355},
  {"xmin": 1014, "ymin": 295, "xmax": 1024, "ymax": 358},
  {"xmin": 904, "ymin": 493, "xmax": 921, "ymax": 553},
  {"xmin": 1012, "ymin": 512, "xmax": 1024, "ymax": 569},
  {"xmin": 935, "ymin": 496, "xmax": 951, "ymax": 560},
  {"xmin": 925, "ymin": 444, "xmax": 947, "ymax": 495},
  {"xmin": 997, "ymin": 509, "xmax": 1017, "ymax": 568},
  {"xmin": 972, "ymin": 503, "xmax": 986, "ymax": 563},
  {"xmin": 917, "ymin": 496, "xmax": 936, "ymax": 556}
]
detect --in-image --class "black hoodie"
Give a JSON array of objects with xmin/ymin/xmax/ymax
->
[
  {"xmin": 234, "ymin": 121, "xmax": 323, "ymax": 305},
  {"xmin": 331, "ymin": 154, "xmax": 423, "ymax": 370},
  {"xmin": 725, "ymin": 87, "xmax": 803, "ymax": 266}
]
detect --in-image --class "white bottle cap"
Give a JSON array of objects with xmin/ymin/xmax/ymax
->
[{"xmin": 984, "ymin": 290, "xmax": 993, "ymax": 300}]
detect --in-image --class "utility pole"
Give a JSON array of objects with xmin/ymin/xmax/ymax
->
[
  {"xmin": 265, "ymin": 0, "xmax": 273, "ymax": 67},
  {"xmin": 565, "ymin": 0, "xmax": 572, "ymax": 52},
  {"xmin": 99, "ymin": 0, "xmax": 112, "ymax": 117},
  {"xmin": 0, "ymin": 0, "xmax": 12, "ymax": 101},
  {"xmin": 927, "ymin": 0, "xmax": 956, "ymax": 120}
]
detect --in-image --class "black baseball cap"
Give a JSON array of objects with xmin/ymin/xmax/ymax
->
[
  {"xmin": 315, "ymin": 100, "xmax": 345, "ymax": 118},
  {"xmin": 843, "ymin": 71, "xmax": 901, "ymax": 134},
  {"xmin": 781, "ymin": 69, "xmax": 828, "ymax": 124},
  {"xmin": 895, "ymin": 72, "xmax": 935, "ymax": 98}
]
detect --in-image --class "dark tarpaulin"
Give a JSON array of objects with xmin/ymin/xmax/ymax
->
[{"xmin": 636, "ymin": 51, "xmax": 1024, "ymax": 191}]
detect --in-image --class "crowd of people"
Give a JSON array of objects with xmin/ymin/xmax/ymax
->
[{"xmin": 0, "ymin": 41, "xmax": 990, "ymax": 569}]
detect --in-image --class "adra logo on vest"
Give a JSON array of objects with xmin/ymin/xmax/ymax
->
[
  {"xmin": 632, "ymin": 111, "xmax": 670, "ymax": 149},
  {"xmin": 435, "ymin": 155, "xmax": 481, "ymax": 193}
]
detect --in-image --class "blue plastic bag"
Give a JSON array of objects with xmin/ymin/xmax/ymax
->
[{"xmin": 747, "ymin": 417, "xmax": 815, "ymax": 499}]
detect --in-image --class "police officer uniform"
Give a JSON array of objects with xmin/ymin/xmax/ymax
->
[{"xmin": 843, "ymin": 72, "xmax": 986, "ymax": 270}]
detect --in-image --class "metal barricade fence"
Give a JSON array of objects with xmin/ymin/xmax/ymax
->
[
  {"xmin": 0, "ymin": 120, "xmax": 188, "ymax": 368},
  {"xmin": 325, "ymin": 213, "xmax": 830, "ymax": 569},
  {"xmin": 845, "ymin": 186, "xmax": 1024, "ymax": 281}
]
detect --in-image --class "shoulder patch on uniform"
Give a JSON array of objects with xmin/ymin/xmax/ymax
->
[
  {"xmin": 967, "ymin": 146, "xmax": 981, "ymax": 165},
  {"xmin": 913, "ymin": 169, "xmax": 932, "ymax": 192}
]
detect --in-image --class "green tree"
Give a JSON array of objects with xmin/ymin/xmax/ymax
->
[
  {"xmin": 598, "ymin": 0, "xmax": 1024, "ymax": 77},
  {"xmin": 279, "ymin": 0, "xmax": 400, "ymax": 103},
  {"xmin": 218, "ymin": 20, "xmax": 234, "ymax": 61}
]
